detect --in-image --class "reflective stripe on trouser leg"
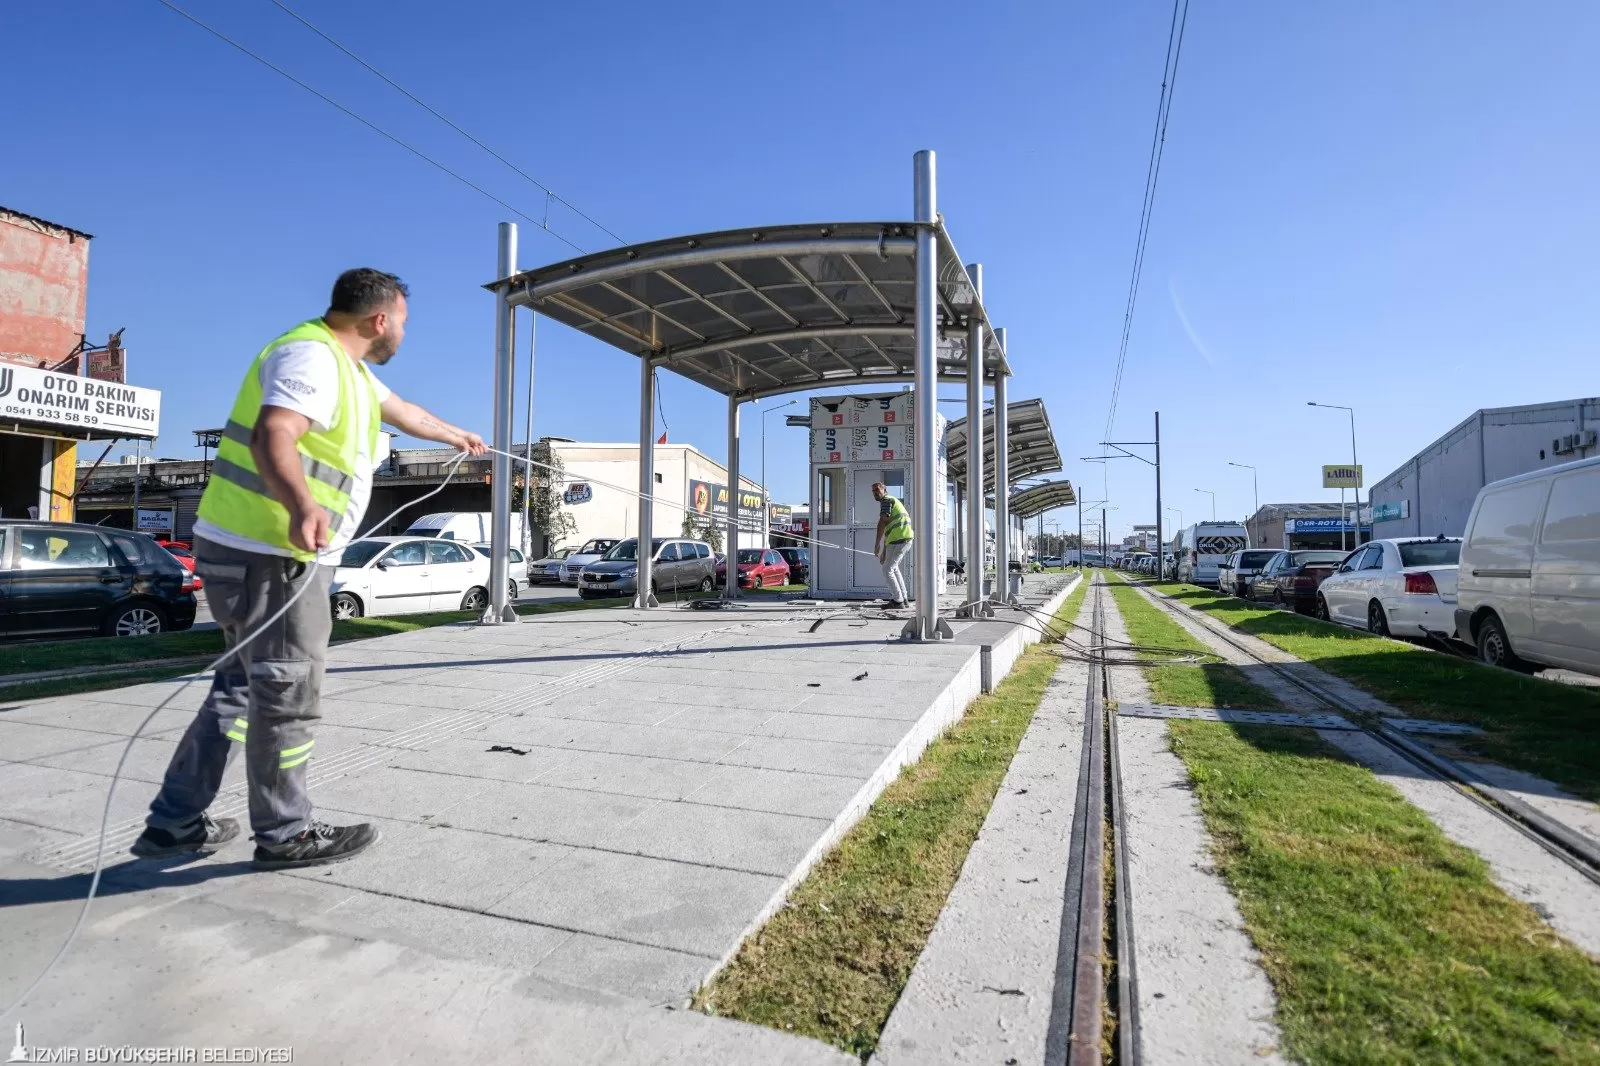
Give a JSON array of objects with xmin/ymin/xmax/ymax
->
[
  {"xmin": 279, "ymin": 739, "xmax": 315, "ymax": 769},
  {"xmin": 225, "ymin": 717, "xmax": 248, "ymax": 743}
]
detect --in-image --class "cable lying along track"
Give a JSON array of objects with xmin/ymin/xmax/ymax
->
[
  {"xmin": 1124, "ymin": 574, "xmax": 1600, "ymax": 889},
  {"xmin": 1048, "ymin": 576, "xmax": 1140, "ymax": 1065}
]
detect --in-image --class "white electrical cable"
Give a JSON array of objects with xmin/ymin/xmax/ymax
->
[{"xmin": 0, "ymin": 452, "xmax": 472, "ymax": 1023}]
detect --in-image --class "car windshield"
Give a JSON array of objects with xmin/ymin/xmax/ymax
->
[
  {"xmin": 1239, "ymin": 551, "xmax": 1278, "ymax": 567},
  {"xmin": 602, "ymin": 539, "xmax": 666, "ymax": 562},
  {"xmin": 1398, "ymin": 540, "xmax": 1461, "ymax": 567},
  {"xmin": 1291, "ymin": 551, "xmax": 1347, "ymax": 566},
  {"xmin": 338, "ymin": 541, "xmax": 388, "ymax": 568},
  {"xmin": 579, "ymin": 539, "xmax": 616, "ymax": 555},
  {"xmin": 737, "ymin": 550, "xmax": 764, "ymax": 563}
]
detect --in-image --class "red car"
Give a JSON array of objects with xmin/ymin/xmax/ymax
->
[
  {"xmin": 155, "ymin": 539, "xmax": 204, "ymax": 591},
  {"xmin": 715, "ymin": 548, "xmax": 791, "ymax": 589}
]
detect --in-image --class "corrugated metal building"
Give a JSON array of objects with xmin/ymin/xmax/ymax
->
[
  {"xmin": 1368, "ymin": 398, "xmax": 1600, "ymax": 538},
  {"xmin": 1244, "ymin": 502, "xmax": 1370, "ymax": 551}
]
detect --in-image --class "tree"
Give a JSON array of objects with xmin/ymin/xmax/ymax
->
[
  {"xmin": 682, "ymin": 514, "xmax": 723, "ymax": 553},
  {"xmin": 510, "ymin": 441, "xmax": 576, "ymax": 554}
]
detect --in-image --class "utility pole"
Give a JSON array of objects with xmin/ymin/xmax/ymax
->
[
  {"xmin": 1085, "ymin": 412, "xmax": 1161, "ymax": 574},
  {"xmin": 131, "ymin": 439, "xmax": 142, "ymax": 527},
  {"xmin": 1154, "ymin": 411, "xmax": 1162, "ymax": 583}
]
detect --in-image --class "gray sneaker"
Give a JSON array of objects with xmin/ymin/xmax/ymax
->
[
  {"xmin": 253, "ymin": 820, "xmax": 380, "ymax": 870},
  {"xmin": 131, "ymin": 814, "xmax": 241, "ymax": 858}
]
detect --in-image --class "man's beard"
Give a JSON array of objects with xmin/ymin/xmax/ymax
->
[{"xmin": 367, "ymin": 335, "xmax": 398, "ymax": 365}]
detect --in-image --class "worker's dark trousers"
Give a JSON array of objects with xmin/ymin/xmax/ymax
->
[{"xmin": 146, "ymin": 538, "xmax": 333, "ymax": 846}]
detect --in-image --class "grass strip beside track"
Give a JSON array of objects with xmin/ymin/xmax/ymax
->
[
  {"xmin": 0, "ymin": 597, "xmax": 626, "ymax": 698},
  {"xmin": 694, "ymin": 575, "xmax": 1091, "ymax": 1059},
  {"xmin": 1104, "ymin": 581, "xmax": 1280, "ymax": 711},
  {"xmin": 1110, "ymin": 578, "xmax": 1600, "ymax": 1063},
  {"xmin": 1157, "ymin": 582, "xmax": 1600, "ymax": 803}
]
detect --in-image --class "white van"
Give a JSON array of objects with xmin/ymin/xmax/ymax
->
[
  {"xmin": 401, "ymin": 512, "xmax": 524, "ymax": 545},
  {"xmin": 1175, "ymin": 522, "xmax": 1249, "ymax": 587},
  {"xmin": 1455, "ymin": 454, "xmax": 1600, "ymax": 674}
]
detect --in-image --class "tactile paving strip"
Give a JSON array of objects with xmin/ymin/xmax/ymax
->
[
  {"xmin": 1382, "ymin": 717, "xmax": 1484, "ymax": 736},
  {"xmin": 1116, "ymin": 702, "xmax": 1355, "ymax": 730}
]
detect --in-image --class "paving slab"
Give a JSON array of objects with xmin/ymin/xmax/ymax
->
[{"xmin": 0, "ymin": 592, "xmax": 1068, "ymax": 1058}]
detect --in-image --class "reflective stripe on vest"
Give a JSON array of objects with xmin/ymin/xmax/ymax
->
[
  {"xmin": 196, "ymin": 320, "xmax": 379, "ymax": 560},
  {"xmin": 883, "ymin": 497, "xmax": 913, "ymax": 543}
]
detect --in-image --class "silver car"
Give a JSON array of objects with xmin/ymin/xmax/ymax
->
[
  {"xmin": 560, "ymin": 538, "xmax": 622, "ymax": 585},
  {"xmin": 578, "ymin": 538, "xmax": 716, "ymax": 599}
]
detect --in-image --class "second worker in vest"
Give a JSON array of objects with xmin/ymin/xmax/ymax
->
[
  {"xmin": 872, "ymin": 482, "xmax": 914, "ymax": 610},
  {"xmin": 133, "ymin": 269, "xmax": 486, "ymax": 869}
]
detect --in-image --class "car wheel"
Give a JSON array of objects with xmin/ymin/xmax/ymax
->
[
  {"xmin": 698, "ymin": 576, "xmax": 713, "ymax": 592},
  {"xmin": 108, "ymin": 602, "xmax": 165, "ymax": 637},
  {"xmin": 460, "ymin": 587, "xmax": 488, "ymax": 612},
  {"xmin": 1476, "ymin": 613, "xmax": 1534, "ymax": 673},
  {"xmin": 1272, "ymin": 589, "xmax": 1286, "ymax": 609},
  {"xmin": 508, "ymin": 579, "xmax": 519, "ymax": 602},
  {"xmin": 1367, "ymin": 601, "xmax": 1391, "ymax": 637},
  {"xmin": 331, "ymin": 593, "xmax": 362, "ymax": 621},
  {"xmin": 1315, "ymin": 595, "xmax": 1331, "ymax": 622}
]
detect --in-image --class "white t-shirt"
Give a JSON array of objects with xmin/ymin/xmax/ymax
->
[{"xmin": 195, "ymin": 339, "xmax": 392, "ymax": 559}]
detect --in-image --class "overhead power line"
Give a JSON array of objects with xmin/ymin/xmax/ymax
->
[
  {"xmin": 1102, "ymin": 0, "xmax": 1191, "ymax": 445},
  {"xmin": 264, "ymin": 0, "xmax": 625, "ymax": 248},
  {"xmin": 153, "ymin": 0, "xmax": 590, "ymax": 254}
]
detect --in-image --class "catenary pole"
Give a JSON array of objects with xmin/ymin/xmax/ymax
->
[{"xmin": 485, "ymin": 221, "xmax": 517, "ymax": 623}]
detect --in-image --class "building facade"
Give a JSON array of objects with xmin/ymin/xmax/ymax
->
[
  {"xmin": 1244, "ymin": 502, "xmax": 1372, "ymax": 552},
  {"xmin": 1368, "ymin": 398, "xmax": 1600, "ymax": 538}
]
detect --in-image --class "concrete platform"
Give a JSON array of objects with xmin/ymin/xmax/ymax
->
[{"xmin": 0, "ymin": 577, "xmax": 1072, "ymax": 1060}]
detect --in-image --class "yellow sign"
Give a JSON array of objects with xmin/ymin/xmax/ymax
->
[{"xmin": 1322, "ymin": 464, "xmax": 1363, "ymax": 489}]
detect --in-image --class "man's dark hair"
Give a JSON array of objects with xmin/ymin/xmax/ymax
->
[{"xmin": 328, "ymin": 268, "xmax": 409, "ymax": 316}]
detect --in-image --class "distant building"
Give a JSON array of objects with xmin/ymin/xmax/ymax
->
[
  {"xmin": 1368, "ymin": 398, "xmax": 1600, "ymax": 538},
  {"xmin": 1244, "ymin": 502, "xmax": 1371, "ymax": 552}
]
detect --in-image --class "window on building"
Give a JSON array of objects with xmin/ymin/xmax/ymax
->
[{"xmin": 817, "ymin": 468, "xmax": 845, "ymax": 525}]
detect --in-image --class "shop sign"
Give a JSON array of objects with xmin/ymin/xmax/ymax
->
[
  {"xmin": 0, "ymin": 364, "xmax": 160, "ymax": 437},
  {"xmin": 1321, "ymin": 464, "xmax": 1363, "ymax": 489},
  {"xmin": 1370, "ymin": 500, "xmax": 1409, "ymax": 522},
  {"xmin": 768, "ymin": 504, "xmax": 793, "ymax": 530},
  {"xmin": 688, "ymin": 478, "xmax": 764, "ymax": 530},
  {"xmin": 136, "ymin": 508, "xmax": 174, "ymax": 532},
  {"xmin": 1285, "ymin": 517, "xmax": 1356, "ymax": 533},
  {"xmin": 562, "ymin": 482, "xmax": 592, "ymax": 505}
]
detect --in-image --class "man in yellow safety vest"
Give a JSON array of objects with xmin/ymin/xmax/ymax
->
[
  {"xmin": 133, "ymin": 269, "xmax": 485, "ymax": 869},
  {"xmin": 872, "ymin": 482, "xmax": 914, "ymax": 609}
]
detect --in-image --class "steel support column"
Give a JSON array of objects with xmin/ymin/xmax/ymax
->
[
  {"xmin": 906, "ymin": 150, "xmax": 951, "ymax": 641},
  {"xmin": 993, "ymin": 329, "xmax": 1012, "ymax": 603},
  {"xmin": 634, "ymin": 357, "xmax": 658, "ymax": 608},
  {"xmin": 725, "ymin": 396, "xmax": 742, "ymax": 599},
  {"xmin": 484, "ymin": 221, "xmax": 518, "ymax": 624},
  {"xmin": 962, "ymin": 262, "xmax": 991, "ymax": 618},
  {"xmin": 521, "ymin": 315, "xmax": 536, "ymax": 558}
]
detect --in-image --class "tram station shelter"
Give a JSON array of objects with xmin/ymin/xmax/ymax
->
[
  {"xmin": 483, "ymin": 151, "xmax": 1025, "ymax": 640},
  {"xmin": 945, "ymin": 398, "xmax": 1062, "ymax": 566}
]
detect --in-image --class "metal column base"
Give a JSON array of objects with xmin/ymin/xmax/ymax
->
[
  {"xmin": 631, "ymin": 591, "xmax": 660, "ymax": 609},
  {"xmin": 956, "ymin": 599, "xmax": 996, "ymax": 619},
  {"xmin": 900, "ymin": 615, "xmax": 955, "ymax": 642},
  {"xmin": 478, "ymin": 604, "xmax": 519, "ymax": 624}
]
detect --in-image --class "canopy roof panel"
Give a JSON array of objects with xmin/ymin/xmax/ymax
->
[
  {"xmin": 1010, "ymin": 480, "xmax": 1078, "ymax": 519},
  {"xmin": 490, "ymin": 222, "xmax": 1006, "ymax": 400},
  {"xmin": 946, "ymin": 398, "xmax": 1062, "ymax": 491}
]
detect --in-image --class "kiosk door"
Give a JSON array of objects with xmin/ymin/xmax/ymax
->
[
  {"xmin": 849, "ymin": 464, "xmax": 910, "ymax": 598},
  {"xmin": 813, "ymin": 466, "xmax": 851, "ymax": 593}
]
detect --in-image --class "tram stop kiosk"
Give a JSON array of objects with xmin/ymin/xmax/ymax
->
[
  {"xmin": 808, "ymin": 391, "xmax": 947, "ymax": 601},
  {"xmin": 482, "ymin": 149, "xmax": 1009, "ymax": 641}
]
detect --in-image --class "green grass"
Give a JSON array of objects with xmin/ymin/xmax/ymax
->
[
  {"xmin": 1160, "ymin": 584, "xmax": 1600, "ymax": 803},
  {"xmin": 1104, "ymin": 580, "xmax": 1281, "ymax": 711},
  {"xmin": 1171, "ymin": 722, "xmax": 1600, "ymax": 1064},
  {"xmin": 694, "ymin": 575, "xmax": 1091, "ymax": 1059},
  {"xmin": 1101, "ymin": 575, "xmax": 1600, "ymax": 1062}
]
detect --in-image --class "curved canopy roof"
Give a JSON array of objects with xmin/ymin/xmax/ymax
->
[
  {"xmin": 488, "ymin": 222, "xmax": 1007, "ymax": 401},
  {"xmin": 946, "ymin": 398, "xmax": 1062, "ymax": 491},
  {"xmin": 1010, "ymin": 479, "xmax": 1079, "ymax": 519}
]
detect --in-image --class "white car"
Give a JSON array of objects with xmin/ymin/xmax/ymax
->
[
  {"xmin": 466, "ymin": 542, "xmax": 526, "ymax": 601},
  {"xmin": 1314, "ymin": 537, "xmax": 1461, "ymax": 638},
  {"xmin": 559, "ymin": 538, "xmax": 622, "ymax": 586},
  {"xmin": 329, "ymin": 536, "xmax": 492, "ymax": 620}
]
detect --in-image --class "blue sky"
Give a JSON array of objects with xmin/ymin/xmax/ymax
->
[{"xmin": 5, "ymin": 1, "xmax": 1596, "ymax": 541}]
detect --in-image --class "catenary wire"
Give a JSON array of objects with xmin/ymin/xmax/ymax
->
[
  {"xmin": 1102, "ymin": 0, "xmax": 1191, "ymax": 444},
  {"xmin": 152, "ymin": 0, "xmax": 590, "ymax": 254},
  {"xmin": 263, "ymin": 0, "xmax": 624, "ymax": 248}
]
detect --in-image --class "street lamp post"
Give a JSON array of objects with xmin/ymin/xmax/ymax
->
[
  {"xmin": 760, "ymin": 399, "xmax": 798, "ymax": 546},
  {"xmin": 1308, "ymin": 402, "xmax": 1362, "ymax": 549},
  {"xmin": 1195, "ymin": 487, "xmax": 1216, "ymax": 521},
  {"xmin": 1228, "ymin": 461, "xmax": 1258, "ymax": 544},
  {"xmin": 1165, "ymin": 506, "xmax": 1183, "ymax": 578}
]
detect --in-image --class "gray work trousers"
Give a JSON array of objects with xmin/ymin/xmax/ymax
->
[
  {"xmin": 146, "ymin": 537, "xmax": 333, "ymax": 845},
  {"xmin": 883, "ymin": 538, "xmax": 913, "ymax": 603}
]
